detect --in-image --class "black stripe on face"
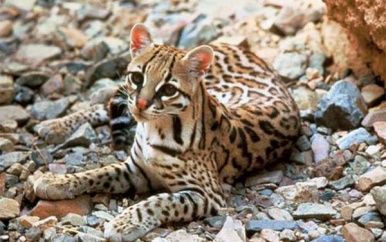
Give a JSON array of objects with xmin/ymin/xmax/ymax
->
[
  {"xmin": 141, "ymin": 49, "xmax": 161, "ymax": 73},
  {"xmin": 172, "ymin": 115, "xmax": 183, "ymax": 145},
  {"xmin": 164, "ymin": 55, "xmax": 177, "ymax": 83}
]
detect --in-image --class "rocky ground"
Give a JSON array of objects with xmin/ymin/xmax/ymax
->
[{"xmin": 0, "ymin": 0, "xmax": 386, "ymax": 241}]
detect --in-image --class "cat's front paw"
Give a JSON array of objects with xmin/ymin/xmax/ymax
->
[
  {"xmin": 34, "ymin": 120, "xmax": 68, "ymax": 144},
  {"xmin": 104, "ymin": 217, "xmax": 148, "ymax": 242},
  {"xmin": 33, "ymin": 173, "xmax": 77, "ymax": 200}
]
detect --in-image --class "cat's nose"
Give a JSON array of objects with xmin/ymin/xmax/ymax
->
[{"xmin": 136, "ymin": 98, "xmax": 149, "ymax": 111}]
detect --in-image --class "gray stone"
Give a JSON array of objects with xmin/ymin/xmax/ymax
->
[
  {"xmin": 309, "ymin": 52, "xmax": 326, "ymax": 75},
  {"xmin": 5, "ymin": 0, "xmax": 36, "ymax": 11},
  {"xmin": 0, "ymin": 137, "xmax": 14, "ymax": 152},
  {"xmin": 336, "ymin": 128, "xmax": 378, "ymax": 150},
  {"xmin": 51, "ymin": 235, "xmax": 76, "ymax": 242},
  {"xmin": 0, "ymin": 151, "xmax": 29, "ymax": 171},
  {"xmin": 245, "ymin": 220, "xmax": 297, "ymax": 233},
  {"xmin": 357, "ymin": 167, "xmax": 386, "ymax": 191},
  {"xmin": 350, "ymin": 155, "xmax": 371, "ymax": 175},
  {"xmin": 329, "ymin": 175, "xmax": 355, "ymax": 190},
  {"xmin": 203, "ymin": 215, "xmax": 227, "ymax": 228},
  {"xmin": 81, "ymin": 40, "xmax": 109, "ymax": 61},
  {"xmin": 371, "ymin": 186, "xmax": 386, "ymax": 216},
  {"xmin": 293, "ymin": 203, "xmax": 337, "ymax": 220},
  {"xmin": 267, "ymin": 208, "xmax": 293, "ymax": 221},
  {"xmin": 64, "ymin": 123, "xmax": 97, "ymax": 148},
  {"xmin": 0, "ymin": 75, "xmax": 15, "ymax": 104},
  {"xmin": 296, "ymin": 135, "xmax": 311, "ymax": 151},
  {"xmin": 25, "ymin": 227, "xmax": 42, "ymax": 241},
  {"xmin": 245, "ymin": 170, "xmax": 283, "ymax": 187},
  {"xmin": 273, "ymin": 53, "xmax": 307, "ymax": 79},
  {"xmin": 14, "ymin": 85, "xmax": 34, "ymax": 104},
  {"xmin": 0, "ymin": 105, "xmax": 30, "ymax": 124},
  {"xmin": 358, "ymin": 212, "xmax": 383, "ymax": 228},
  {"xmin": 86, "ymin": 215, "xmax": 100, "ymax": 227},
  {"xmin": 63, "ymin": 74, "xmax": 82, "ymax": 95},
  {"xmin": 32, "ymin": 96, "xmax": 77, "ymax": 120},
  {"xmin": 85, "ymin": 56, "xmax": 130, "ymax": 88},
  {"xmin": 64, "ymin": 152, "xmax": 84, "ymax": 166},
  {"xmin": 311, "ymin": 235, "xmax": 345, "ymax": 242},
  {"xmin": 16, "ymin": 72, "xmax": 50, "ymax": 87},
  {"xmin": 315, "ymin": 80, "xmax": 368, "ymax": 130},
  {"xmin": 15, "ymin": 44, "xmax": 61, "ymax": 66},
  {"xmin": 61, "ymin": 213, "xmax": 86, "ymax": 226}
]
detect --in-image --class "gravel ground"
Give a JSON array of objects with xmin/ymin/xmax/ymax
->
[{"xmin": 0, "ymin": 0, "xmax": 386, "ymax": 242}]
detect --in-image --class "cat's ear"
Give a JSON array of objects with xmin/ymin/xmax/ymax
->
[
  {"xmin": 182, "ymin": 45, "xmax": 214, "ymax": 76},
  {"xmin": 130, "ymin": 24, "xmax": 153, "ymax": 58}
]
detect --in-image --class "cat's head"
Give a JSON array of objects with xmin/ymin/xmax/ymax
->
[{"xmin": 123, "ymin": 24, "xmax": 214, "ymax": 122}]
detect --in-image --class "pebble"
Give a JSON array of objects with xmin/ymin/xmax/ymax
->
[
  {"xmin": 40, "ymin": 74, "xmax": 64, "ymax": 96},
  {"xmin": 32, "ymin": 96, "xmax": 77, "ymax": 120},
  {"xmin": 0, "ymin": 20, "xmax": 13, "ymax": 37},
  {"xmin": 0, "ymin": 105, "xmax": 30, "ymax": 124},
  {"xmin": 63, "ymin": 122, "xmax": 98, "ymax": 148},
  {"xmin": 293, "ymin": 203, "xmax": 337, "ymax": 220},
  {"xmin": 245, "ymin": 220, "xmax": 297, "ymax": 233},
  {"xmin": 357, "ymin": 167, "xmax": 386, "ymax": 191},
  {"xmin": 58, "ymin": 27, "xmax": 87, "ymax": 48},
  {"xmin": 273, "ymin": 52, "xmax": 307, "ymax": 79},
  {"xmin": 352, "ymin": 206, "xmax": 373, "ymax": 219},
  {"xmin": 0, "ymin": 119, "xmax": 18, "ymax": 132},
  {"xmin": 358, "ymin": 212, "xmax": 384, "ymax": 229},
  {"xmin": 203, "ymin": 215, "xmax": 227, "ymax": 228},
  {"xmin": 0, "ymin": 75, "xmax": 15, "ymax": 104},
  {"xmin": 162, "ymin": 229, "xmax": 205, "ymax": 242},
  {"xmin": 18, "ymin": 216, "xmax": 40, "ymax": 228},
  {"xmin": 311, "ymin": 235, "xmax": 345, "ymax": 242},
  {"xmin": 61, "ymin": 213, "xmax": 86, "ymax": 226},
  {"xmin": 14, "ymin": 85, "xmax": 34, "ymax": 104},
  {"xmin": 51, "ymin": 234, "xmax": 76, "ymax": 242},
  {"xmin": 361, "ymin": 84, "xmax": 384, "ymax": 107},
  {"xmin": 315, "ymin": 80, "xmax": 367, "ymax": 130},
  {"xmin": 0, "ymin": 151, "xmax": 29, "ymax": 171},
  {"xmin": 336, "ymin": 128, "xmax": 378, "ymax": 150},
  {"xmin": 311, "ymin": 134, "xmax": 330, "ymax": 163},
  {"xmin": 15, "ymin": 44, "xmax": 62, "ymax": 66},
  {"xmin": 5, "ymin": 0, "xmax": 36, "ymax": 11},
  {"xmin": 93, "ymin": 210, "xmax": 114, "ymax": 221},
  {"xmin": 0, "ymin": 197, "xmax": 20, "ymax": 219},
  {"xmin": 215, "ymin": 216, "xmax": 245, "ymax": 242},
  {"xmin": 267, "ymin": 207, "xmax": 293, "ymax": 221},
  {"xmin": 245, "ymin": 170, "xmax": 283, "ymax": 187},
  {"xmin": 259, "ymin": 229, "xmax": 280, "ymax": 242},
  {"xmin": 16, "ymin": 71, "xmax": 50, "ymax": 87},
  {"xmin": 362, "ymin": 108, "xmax": 386, "ymax": 127},
  {"xmin": 371, "ymin": 186, "xmax": 386, "ymax": 216},
  {"xmin": 276, "ymin": 181, "xmax": 318, "ymax": 202},
  {"xmin": 31, "ymin": 195, "xmax": 93, "ymax": 219},
  {"xmin": 342, "ymin": 222, "xmax": 375, "ymax": 242},
  {"xmin": 279, "ymin": 229, "xmax": 296, "ymax": 241},
  {"xmin": 329, "ymin": 175, "xmax": 355, "ymax": 190},
  {"xmin": 0, "ymin": 137, "xmax": 15, "ymax": 152}
]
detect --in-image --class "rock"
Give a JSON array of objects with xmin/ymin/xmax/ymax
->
[
  {"xmin": 276, "ymin": 181, "xmax": 318, "ymax": 202},
  {"xmin": 214, "ymin": 216, "xmax": 245, "ymax": 242},
  {"xmin": 25, "ymin": 227, "xmax": 42, "ymax": 241},
  {"xmin": 0, "ymin": 197, "xmax": 20, "ymax": 219},
  {"xmin": 371, "ymin": 186, "xmax": 386, "ymax": 216},
  {"xmin": 373, "ymin": 121, "xmax": 386, "ymax": 141},
  {"xmin": 279, "ymin": 229, "xmax": 296, "ymax": 241},
  {"xmin": 293, "ymin": 203, "xmax": 337, "ymax": 220},
  {"xmin": 85, "ymin": 56, "xmax": 130, "ymax": 88},
  {"xmin": 342, "ymin": 222, "xmax": 375, "ymax": 242},
  {"xmin": 311, "ymin": 134, "xmax": 330, "ymax": 163},
  {"xmin": 163, "ymin": 229, "xmax": 205, "ymax": 242},
  {"xmin": 0, "ymin": 105, "xmax": 30, "ymax": 124},
  {"xmin": 358, "ymin": 212, "xmax": 384, "ymax": 229},
  {"xmin": 362, "ymin": 109, "xmax": 386, "ymax": 127},
  {"xmin": 4, "ymin": 0, "xmax": 36, "ymax": 11},
  {"xmin": 245, "ymin": 220, "xmax": 297, "ymax": 233},
  {"xmin": 361, "ymin": 84, "xmax": 385, "ymax": 107},
  {"xmin": 357, "ymin": 167, "xmax": 386, "ymax": 191},
  {"xmin": 272, "ymin": 0, "xmax": 324, "ymax": 35},
  {"xmin": 77, "ymin": 6, "xmax": 111, "ymax": 21},
  {"xmin": 273, "ymin": 53, "xmax": 307, "ymax": 79},
  {"xmin": 0, "ymin": 137, "xmax": 14, "ymax": 152},
  {"xmin": 267, "ymin": 208, "xmax": 293, "ymax": 221},
  {"xmin": 350, "ymin": 155, "xmax": 371, "ymax": 175},
  {"xmin": 292, "ymin": 86, "xmax": 319, "ymax": 111},
  {"xmin": 93, "ymin": 210, "xmax": 114, "ymax": 221},
  {"xmin": 51, "ymin": 234, "xmax": 75, "ymax": 242},
  {"xmin": 40, "ymin": 74, "xmax": 64, "ymax": 96},
  {"xmin": 63, "ymin": 74, "xmax": 81, "ymax": 95},
  {"xmin": 31, "ymin": 195, "xmax": 93, "ymax": 219},
  {"xmin": 203, "ymin": 215, "xmax": 227, "ymax": 228},
  {"xmin": 80, "ymin": 40, "xmax": 109, "ymax": 61},
  {"xmin": 259, "ymin": 229, "xmax": 280, "ymax": 242},
  {"xmin": 329, "ymin": 175, "xmax": 355, "ymax": 190},
  {"xmin": 0, "ymin": 20, "xmax": 13, "ymax": 37},
  {"xmin": 295, "ymin": 135, "xmax": 311, "ymax": 151},
  {"xmin": 14, "ymin": 85, "xmax": 34, "ymax": 104},
  {"xmin": 0, "ymin": 120, "xmax": 17, "ymax": 132},
  {"xmin": 336, "ymin": 128, "xmax": 378, "ymax": 150},
  {"xmin": 0, "ymin": 151, "xmax": 29, "ymax": 171},
  {"xmin": 0, "ymin": 75, "xmax": 15, "ymax": 104},
  {"xmin": 311, "ymin": 235, "xmax": 345, "ymax": 242},
  {"xmin": 15, "ymin": 44, "xmax": 62, "ymax": 66},
  {"xmin": 32, "ymin": 96, "xmax": 76, "ymax": 120},
  {"xmin": 58, "ymin": 27, "xmax": 87, "ymax": 48},
  {"xmin": 33, "ymin": 216, "xmax": 58, "ymax": 231},
  {"xmin": 64, "ymin": 152, "xmax": 84, "ymax": 166},
  {"xmin": 245, "ymin": 170, "xmax": 283, "ymax": 187},
  {"xmin": 63, "ymin": 122, "xmax": 97, "ymax": 148},
  {"xmin": 19, "ymin": 216, "xmax": 40, "ymax": 228},
  {"xmin": 352, "ymin": 206, "xmax": 373, "ymax": 219},
  {"xmin": 315, "ymin": 80, "xmax": 368, "ymax": 130},
  {"xmin": 61, "ymin": 213, "xmax": 86, "ymax": 226},
  {"xmin": 16, "ymin": 72, "xmax": 50, "ymax": 87}
]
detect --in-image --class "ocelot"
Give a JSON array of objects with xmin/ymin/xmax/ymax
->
[{"xmin": 34, "ymin": 23, "xmax": 300, "ymax": 241}]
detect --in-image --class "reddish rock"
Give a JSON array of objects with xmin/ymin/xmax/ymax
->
[
  {"xmin": 362, "ymin": 109, "xmax": 386, "ymax": 127},
  {"xmin": 342, "ymin": 222, "xmax": 374, "ymax": 242},
  {"xmin": 0, "ymin": 20, "xmax": 12, "ymax": 37},
  {"xmin": 59, "ymin": 27, "xmax": 87, "ymax": 48},
  {"xmin": 40, "ymin": 74, "xmax": 64, "ymax": 96},
  {"xmin": 361, "ymin": 84, "xmax": 385, "ymax": 107},
  {"xmin": 357, "ymin": 167, "xmax": 386, "ymax": 191},
  {"xmin": 30, "ymin": 195, "xmax": 93, "ymax": 219},
  {"xmin": 373, "ymin": 121, "xmax": 386, "ymax": 141}
]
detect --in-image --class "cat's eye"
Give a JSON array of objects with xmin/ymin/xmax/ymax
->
[
  {"xmin": 162, "ymin": 84, "xmax": 178, "ymax": 96},
  {"xmin": 129, "ymin": 72, "xmax": 144, "ymax": 86}
]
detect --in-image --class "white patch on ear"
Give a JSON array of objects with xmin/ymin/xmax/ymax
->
[
  {"xmin": 130, "ymin": 24, "xmax": 153, "ymax": 58},
  {"xmin": 182, "ymin": 45, "xmax": 214, "ymax": 76}
]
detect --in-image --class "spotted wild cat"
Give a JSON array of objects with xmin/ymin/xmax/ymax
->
[{"xmin": 34, "ymin": 23, "xmax": 300, "ymax": 241}]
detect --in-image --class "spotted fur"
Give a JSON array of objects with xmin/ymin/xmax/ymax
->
[{"xmin": 34, "ymin": 24, "xmax": 300, "ymax": 241}]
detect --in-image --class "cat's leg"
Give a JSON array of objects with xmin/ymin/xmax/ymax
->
[
  {"xmin": 104, "ymin": 154, "xmax": 226, "ymax": 242},
  {"xmin": 33, "ymin": 154, "xmax": 157, "ymax": 200}
]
